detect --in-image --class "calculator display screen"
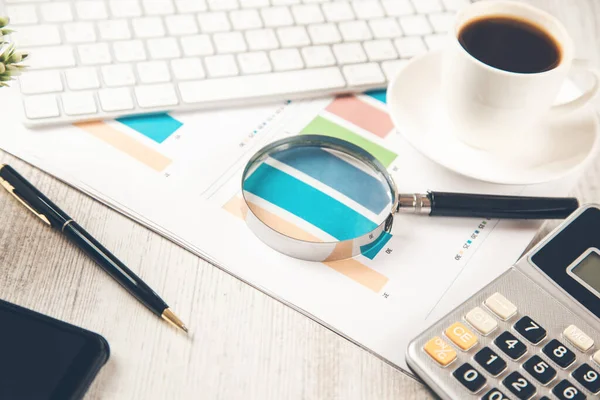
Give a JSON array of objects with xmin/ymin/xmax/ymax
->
[{"xmin": 571, "ymin": 251, "xmax": 600, "ymax": 294}]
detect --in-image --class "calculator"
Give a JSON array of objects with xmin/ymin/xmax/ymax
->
[{"xmin": 407, "ymin": 205, "xmax": 600, "ymax": 400}]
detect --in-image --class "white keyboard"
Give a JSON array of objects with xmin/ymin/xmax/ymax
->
[{"xmin": 7, "ymin": 0, "xmax": 470, "ymax": 127}]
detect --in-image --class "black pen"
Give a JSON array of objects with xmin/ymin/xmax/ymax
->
[{"xmin": 0, "ymin": 164, "xmax": 188, "ymax": 333}]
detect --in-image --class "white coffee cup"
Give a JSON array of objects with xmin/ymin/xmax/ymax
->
[{"xmin": 441, "ymin": 1, "xmax": 600, "ymax": 151}]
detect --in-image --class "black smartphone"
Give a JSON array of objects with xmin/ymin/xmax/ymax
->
[{"xmin": 0, "ymin": 299, "xmax": 110, "ymax": 400}]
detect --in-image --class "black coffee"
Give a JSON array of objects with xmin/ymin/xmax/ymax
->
[{"xmin": 458, "ymin": 16, "xmax": 561, "ymax": 73}]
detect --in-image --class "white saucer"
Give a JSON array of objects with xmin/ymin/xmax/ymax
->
[{"xmin": 387, "ymin": 50, "xmax": 600, "ymax": 185}]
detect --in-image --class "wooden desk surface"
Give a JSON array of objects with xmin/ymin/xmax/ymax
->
[{"xmin": 1, "ymin": 1, "xmax": 599, "ymax": 398}]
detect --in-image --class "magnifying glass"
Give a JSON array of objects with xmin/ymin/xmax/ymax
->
[{"xmin": 240, "ymin": 135, "xmax": 578, "ymax": 262}]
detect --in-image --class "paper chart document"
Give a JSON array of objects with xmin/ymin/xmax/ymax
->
[{"xmin": 0, "ymin": 87, "xmax": 579, "ymax": 370}]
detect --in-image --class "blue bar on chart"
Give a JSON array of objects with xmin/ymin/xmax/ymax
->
[
  {"xmin": 243, "ymin": 163, "xmax": 378, "ymax": 241},
  {"xmin": 365, "ymin": 89, "xmax": 387, "ymax": 104},
  {"xmin": 360, "ymin": 231, "xmax": 393, "ymax": 260},
  {"xmin": 117, "ymin": 113, "xmax": 183, "ymax": 144},
  {"xmin": 270, "ymin": 147, "xmax": 392, "ymax": 214}
]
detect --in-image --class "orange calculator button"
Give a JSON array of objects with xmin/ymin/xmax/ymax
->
[
  {"xmin": 445, "ymin": 322, "xmax": 478, "ymax": 350},
  {"xmin": 423, "ymin": 336, "xmax": 457, "ymax": 366}
]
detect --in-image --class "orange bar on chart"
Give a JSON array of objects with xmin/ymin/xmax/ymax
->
[
  {"xmin": 326, "ymin": 96, "xmax": 394, "ymax": 139},
  {"xmin": 223, "ymin": 196, "xmax": 248, "ymax": 220},
  {"xmin": 323, "ymin": 258, "xmax": 389, "ymax": 293},
  {"xmin": 75, "ymin": 121, "xmax": 172, "ymax": 172}
]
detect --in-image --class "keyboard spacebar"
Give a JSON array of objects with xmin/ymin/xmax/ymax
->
[{"xmin": 178, "ymin": 68, "xmax": 347, "ymax": 104}]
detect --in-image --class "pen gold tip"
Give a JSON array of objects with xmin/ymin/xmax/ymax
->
[{"xmin": 161, "ymin": 308, "xmax": 189, "ymax": 334}]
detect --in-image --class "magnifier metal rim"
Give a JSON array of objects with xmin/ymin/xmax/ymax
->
[{"xmin": 241, "ymin": 134, "xmax": 398, "ymax": 261}]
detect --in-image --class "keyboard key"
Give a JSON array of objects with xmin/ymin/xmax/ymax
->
[
  {"xmin": 13, "ymin": 25, "xmax": 61, "ymax": 47},
  {"xmin": 230, "ymin": 9, "xmax": 263, "ymax": 30},
  {"xmin": 564, "ymin": 325, "xmax": 594, "ymax": 352},
  {"xmin": 399, "ymin": 15, "xmax": 433, "ymax": 36},
  {"xmin": 322, "ymin": 2, "xmax": 354, "ymax": 22},
  {"xmin": 6, "ymin": 5, "xmax": 38, "ymax": 25},
  {"xmin": 23, "ymin": 95, "xmax": 60, "ymax": 119},
  {"xmin": 180, "ymin": 35, "xmax": 214, "ymax": 56},
  {"xmin": 135, "ymin": 84, "xmax": 179, "ymax": 108},
  {"xmin": 572, "ymin": 363, "xmax": 600, "ymax": 394},
  {"xmin": 413, "ymin": 0, "xmax": 443, "ymax": 13},
  {"xmin": 428, "ymin": 13, "xmax": 455, "ymax": 33},
  {"xmin": 270, "ymin": 48, "xmax": 304, "ymax": 71},
  {"xmin": 98, "ymin": 88, "xmax": 134, "ymax": 112},
  {"xmin": 63, "ymin": 22, "xmax": 97, "ymax": 43},
  {"xmin": 485, "ymin": 293, "xmax": 517, "ymax": 320},
  {"xmin": 207, "ymin": 0, "xmax": 237, "ymax": 11},
  {"xmin": 444, "ymin": 322, "xmax": 477, "ymax": 351},
  {"xmin": 198, "ymin": 12, "xmax": 232, "ymax": 32},
  {"xmin": 481, "ymin": 388, "xmax": 510, "ymax": 400},
  {"xmin": 137, "ymin": 61, "xmax": 171, "ymax": 83},
  {"xmin": 338, "ymin": 21, "xmax": 373, "ymax": 42},
  {"xmin": 113, "ymin": 40, "xmax": 147, "ymax": 62},
  {"xmin": 61, "ymin": 92, "xmax": 97, "ymax": 116},
  {"xmin": 213, "ymin": 32, "xmax": 248, "ymax": 53},
  {"xmin": 78, "ymin": 43, "xmax": 112, "ymax": 65},
  {"xmin": 261, "ymin": 7, "xmax": 294, "ymax": 27},
  {"xmin": 522, "ymin": 355, "xmax": 557, "ymax": 385},
  {"xmin": 19, "ymin": 71, "xmax": 63, "ymax": 95},
  {"xmin": 245, "ymin": 29, "xmax": 279, "ymax": 50},
  {"xmin": 65, "ymin": 67, "xmax": 100, "ymax": 90},
  {"xmin": 308, "ymin": 24, "xmax": 342, "ymax": 45},
  {"xmin": 424, "ymin": 34, "xmax": 448, "ymax": 51},
  {"xmin": 101, "ymin": 64, "xmax": 136, "ymax": 87},
  {"xmin": 97, "ymin": 20, "xmax": 132, "ymax": 40},
  {"xmin": 369, "ymin": 18, "xmax": 402, "ymax": 39},
  {"xmin": 75, "ymin": 1, "xmax": 108, "ymax": 20},
  {"xmin": 363, "ymin": 40, "xmax": 398, "ymax": 61},
  {"xmin": 333, "ymin": 43, "xmax": 367, "ymax": 65},
  {"xmin": 142, "ymin": 0, "xmax": 175, "ymax": 15},
  {"xmin": 40, "ymin": 2, "xmax": 73, "ymax": 22},
  {"xmin": 514, "ymin": 316, "xmax": 547, "ymax": 344},
  {"xmin": 204, "ymin": 54, "xmax": 239, "ymax": 77},
  {"xmin": 237, "ymin": 52, "xmax": 272, "ymax": 74},
  {"xmin": 474, "ymin": 347, "xmax": 506, "ymax": 376},
  {"xmin": 442, "ymin": 0, "xmax": 471, "ymax": 11},
  {"xmin": 239, "ymin": 0, "xmax": 269, "ymax": 7},
  {"xmin": 503, "ymin": 371, "xmax": 536, "ymax": 400},
  {"xmin": 178, "ymin": 67, "xmax": 346, "ymax": 104},
  {"xmin": 171, "ymin": 58, "xmax": 206, "ymax": 80},
  {"xmin": 381, "ymin": 60, "xmax": 408, "ymax": 80},
  {"xmin": 495, "ymin": 331, "xmax": 527, "ymax": 360},
  {"xmin": 453, "ymin": 363, "xmax": 486, "ymax": 393},
  {"xmin": 465, "ymin": 306, "xmax": 498, "ymax": 335},
  {"xmin": 291, "ymin": 4, "xmax": 324, "ymax": 24},
  {"xmin": 342, "ymin": 63, "xmax": 385, "ymax": 86},
  {"xmin": 381, "ymin": 0, "xmax": 413, "ymax": 16},
  {"xmin": 175, "ymin": 0, "xmax": 208, "ymax": 12},
  {"xmin": 26, "ymin": 46, "xmax": 76, "ymax": 70},
  {"xmin": 277, "ymin": 26, "xmax": 310, "ymax": 48},
  {"xmin": 132, "ymin": 17, "xmax": 166, "ymax": 38},
  {"xmin": 552, "ymin": 379, "xmax": 585, "ymax": 400},
  {"xmin": 352, "ymin": 1, "xmax": 385, "ymax": 19},
  {"xmin": 165, "ymin": 15, "xmax": 198, "ymax": 36},
  {"xmin": 543, "ymin": 339, "xmax": 576, "ymax": 368},
  {"xmin": 147, "ymin": 37, "xmax": 181, "ymax": 59},
  {"xmin": 109, "ymin": 1, "xmax": 142, "ymax": 17},
  {"xmin": 302, "ymin": 46, "xmax": 336, "ymax": 68}
]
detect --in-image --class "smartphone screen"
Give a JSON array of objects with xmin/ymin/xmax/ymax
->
[{"xmin": 0, "ymin": 300, "xmax": 109, "ymax": 400}]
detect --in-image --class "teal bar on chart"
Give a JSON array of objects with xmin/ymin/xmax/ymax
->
[
  {"xmin": 117, "ymin": 113, "xmax": 183, "ymax": 144},
  {"xmin": 360, "ymin": 231, "xmax": 392, "ymax": 260},
  {"xmin": 243, "ymin": 163, "xmax": 378, "ymax": 241},
  {"xmin": 365, "ymin": 89, "xmax": 387, "ymax": 104}
]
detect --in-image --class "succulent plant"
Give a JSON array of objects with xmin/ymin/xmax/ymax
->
[{"xmin": 0, "ymin": 17, "xmax": 27, "ymax": 88}]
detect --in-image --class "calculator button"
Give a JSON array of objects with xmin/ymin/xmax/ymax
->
[
  {"xmin": 495, "ymin": 331, "xmax": 527, "ymax": 360},
  {"xmin": 539, "ymin": 397, "xmax": 550, "ymax": 400},
  {"xmin": 522, "ymin": 355, "xmax": 557, "ymax": 385},
  {"xmin": 474, "ymin": 347, "xmax": 507, "ymax": 377},
  {"xmin": 552, "ymin": 379, "xmax": 586, "ymax": 400},
  {"xmin": 563, "ymin": 325, "xmax": 594, "ymax": 352},
  {"xmin": 466, "ymin": 306, "xmax": 498, "ymax": 335},
  {"xmin": 542, "ymin": 339, "xmax": 576, "ymax": 368},
  {"xmin": 485, "ymin": 292, "xmax": 517, "ymax": 320},
  {"xmin": 481, "ymin": 388, "xmax": 510, "ymax": 400},
  {"xmin": 453, "ymin": 363, "xmax": 486, "ymax": 393},
  {"xmin": 445, "ymin": 322, "xmax": 478, "ymax": 350},
  {"xmin": 572, "ymin": 363, "xmax": 600, "ymax": 394},
  {"xmin": 513, "ymin": 316, "xmax": 546, "ymax": 344},
  {"xmin": 423, "ymin": 336, "xmax": 457, "ymax": 366},
  {"xmin": 502, "ymin": 371, "xmax": 536, "ymax": 400},
  {"xmin": 593, "ymin": 350, "xmax": 600, "ymax": 367}
]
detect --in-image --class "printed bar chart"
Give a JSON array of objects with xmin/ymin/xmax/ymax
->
[
  {"xmin": 365, "ymin": 89, "xmax": 388, "ymax": 104},
  {"xmin": 300, "ymin": 116, "xmax": 397, "ymax": 167},
  {"xmin": 116, "ymin": 113, "xmax": 183, "ymax": 144},
  {"xmin": 326, "ymin": 96, "xmax": 393, "ymax": 138},
  {"xmin": 360, "ymin": 232, "xmax": 393, "ymax": 260}
]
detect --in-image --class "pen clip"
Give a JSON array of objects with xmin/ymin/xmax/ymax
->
[{"xmin": 0, "ymin": 177, "xmax": 51, "ymax": 226}]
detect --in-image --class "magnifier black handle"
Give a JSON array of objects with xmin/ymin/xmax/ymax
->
[{"xmin": 427, "ymin": 192, "xmax": 579, "ymax": 219}]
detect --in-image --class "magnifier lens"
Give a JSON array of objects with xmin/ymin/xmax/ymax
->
[{"xmin": 242, "ymin": 142, "xmax": 394, "ymax": 245}]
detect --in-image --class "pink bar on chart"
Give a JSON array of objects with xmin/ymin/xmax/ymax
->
[{"xmin": 326, "ymin": 96, "xmax": 394, "ymax": 139}]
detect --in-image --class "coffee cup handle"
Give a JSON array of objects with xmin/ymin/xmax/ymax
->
[{"xmin": 551, "ymin": 59, "xmax": 600, "ymax": 114}]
